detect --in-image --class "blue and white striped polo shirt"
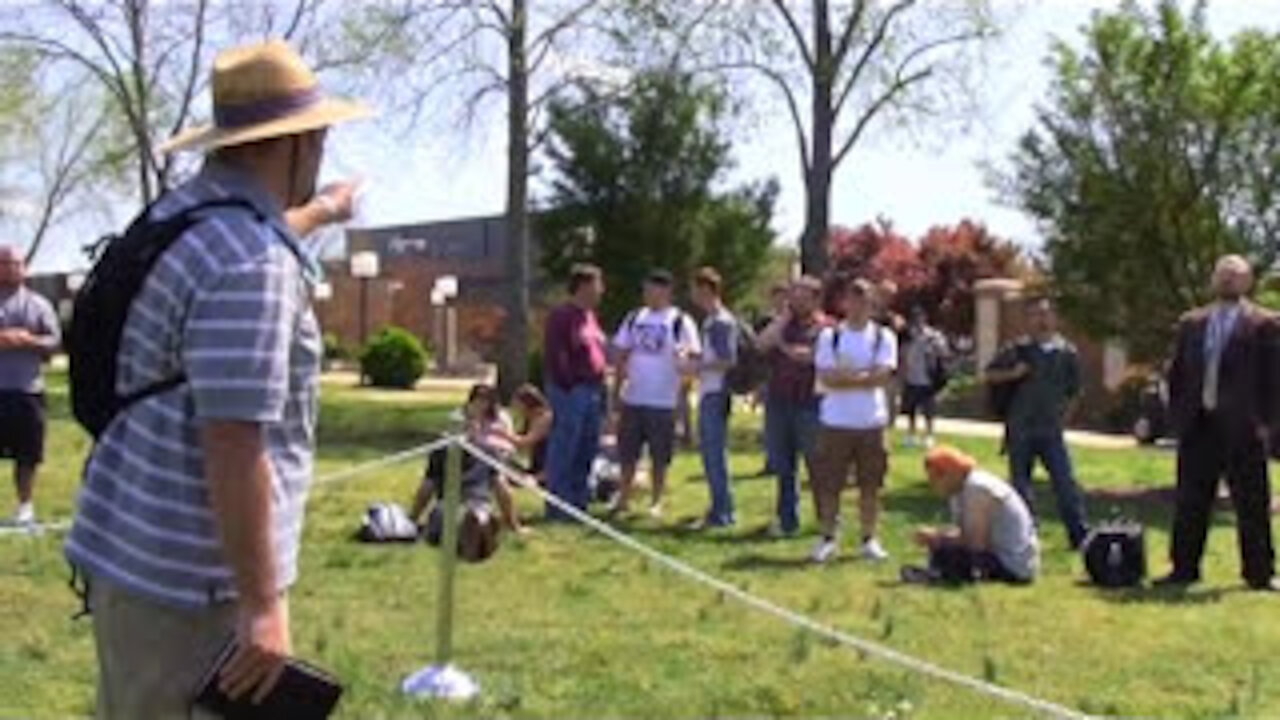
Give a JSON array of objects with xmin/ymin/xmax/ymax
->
[{"xmin": 65, "ymin": 163, "xmax": 322, "ymax": 609}]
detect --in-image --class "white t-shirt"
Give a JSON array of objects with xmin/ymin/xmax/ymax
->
[
  {"xmin": 814, "ymin": 321, "xmax": 898, "ymax": 429},
  {"xmin": 613, "ymin": 306, "xmax": 702, "ymax": 409}
]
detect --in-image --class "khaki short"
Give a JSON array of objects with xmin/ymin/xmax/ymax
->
[
  {"xmin": 89, "ymin": 577, "xmax": 244, "ymax": 720},
  {"xmin": 812, "ymin": 426, "xmax": 888, "ymax": 491}
]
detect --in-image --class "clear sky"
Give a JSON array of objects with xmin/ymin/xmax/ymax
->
[{"xmin": 324, "ymin": 0, "xmax": 1280, "ymax": 257}]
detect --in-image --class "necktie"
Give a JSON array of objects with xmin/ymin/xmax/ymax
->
[{"xmin": 1202, "ymin": 310, "xmax": 1227, "ymax": 411}]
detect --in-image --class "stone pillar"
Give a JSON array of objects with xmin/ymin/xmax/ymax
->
[
  {"xmin": 973, "ymin": 278, "xmax": 1024, "ymax": 376},
  {"xmin": 1102, "ymin": 340, "xmax": 1129, "ymax": 390}
]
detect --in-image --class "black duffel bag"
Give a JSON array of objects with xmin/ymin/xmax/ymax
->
[{"xmin": 1082, "ymin": 520, "xmax": 1146, "ymax": 588}]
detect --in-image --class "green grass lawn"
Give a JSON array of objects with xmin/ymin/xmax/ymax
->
[{"xmin": 3, "ymin": 378, "xmax": 1280, "ymax": 719}]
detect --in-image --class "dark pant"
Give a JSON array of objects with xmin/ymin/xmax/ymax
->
[
  {"xmin": 0, "ymin": 392, "xmax": 45, "ymax": 465},
  {"xmin": 764, "ymin": 397, "xmax": 818, "ymax": 533},
  {"xmin": 1008, "ymin": 431, "xmax": 1088, "ymax": 548},
  {"xmin": 698, "ymin": 391, "xmax": 734, "ymax": 525},
  {"xmin": 1171, "ymin": 413, "xmax": 1274, "ymax": 585},
  {"xmin": 545, "ymin": 383, "xmax": 603, "ymax": 521},
  {"xmin": 929, "ymin": 545, "xmax": 1025, "ymax": 584}
]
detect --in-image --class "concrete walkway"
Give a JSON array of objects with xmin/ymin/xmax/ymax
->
[
  {"xmin": 320, "ymin": 370, "xmax": 1138, "ymax": 451},
  {"xmin": 898, "ymin": 416, "xmax": 1137, "ymax": 451}
]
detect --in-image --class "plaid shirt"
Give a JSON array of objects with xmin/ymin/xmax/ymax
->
[{"xmin": 66, "ymin": 163, "xmax": 322, "ymax": 608}]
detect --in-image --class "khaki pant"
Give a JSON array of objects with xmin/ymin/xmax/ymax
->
[
  {"xmin": 812, "ymin": 426, "xmax": 888, "ymax": 532},
  {"xmin": 89, "ymin": 577, "xmax": 239, "ymax": 720}
]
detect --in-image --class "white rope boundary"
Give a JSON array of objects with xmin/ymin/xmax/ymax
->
[
  {"xmin": 456, "ymin": 437, "xmax": 1095, "ymax": 720},
  {"xmin": 2, "ymin": 433, "xmax": 1093, "ymax": 719},
  {"xmin": 0, "ymin": 436, "xmax": 458, "ymax": 538}
]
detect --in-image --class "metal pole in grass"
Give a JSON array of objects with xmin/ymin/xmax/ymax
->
[{"xmin": 400, "ymin": 441, "xmax": 480, "ymax": 701}]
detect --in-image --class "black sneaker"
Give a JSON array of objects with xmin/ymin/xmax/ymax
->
[
  {"xmin": 1152, "ymin": 572, "xmax": 1200, "ymax": 588},
  {"xmin": 900, "ymin": 566, "xmax": 936, "ymax": 585}
]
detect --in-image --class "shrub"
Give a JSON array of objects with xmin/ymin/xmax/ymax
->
[
  {"xmin": 323, "ymin": 332, "xmax": 349, "ymax": 362},
  {"xmin": 360, "ymin": 327, "xmax": 429, "ymax": 389}
]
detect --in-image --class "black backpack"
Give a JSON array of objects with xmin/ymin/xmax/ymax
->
[
  {"xmin": 1082, "ymin": 521, "xmax": 1146, "ymax": 588},
  {"xmin": 68, "ymin": 198, "xmax": 262, "ymax": 438},
  {"xmin": 985, "ymin": 341, "xmax": 1031, "ymax": 421},
  {"xmin": 724, "ymin": 316, "xmax": 768, "ymax": 395}
]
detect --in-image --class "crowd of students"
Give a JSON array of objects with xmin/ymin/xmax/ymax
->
[{"xmin": 412, "ymin": 262, "xmax": 1078, "ymax": 586}]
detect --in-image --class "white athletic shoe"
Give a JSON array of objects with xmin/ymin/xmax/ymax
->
[
  {"xmin": 810, "ymin": 538, "xmax": 839, "ymax": 564},
  {"xmin": 924, "ymin": 435, "xmax": 936, "ymax": 449},
  {"xmin": 647, "ymin": 503, "xmax": 664, "ymax": 519},
  {"xmin": 13, "ymin": 503, "xmax": 35, "ymax": 526},
  {"xmin": 860, "ymin": 537, "xmax": 890, "ymax": 562}
]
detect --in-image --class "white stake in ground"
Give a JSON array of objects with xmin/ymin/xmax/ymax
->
[{"xmin": 401, "ymin": 442, "xmax": 479, "ymax": 701}]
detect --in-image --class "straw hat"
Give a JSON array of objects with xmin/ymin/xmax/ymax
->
[{"xmin": 159, "ymin": 39, "xmax": 370, "ymax": 154}]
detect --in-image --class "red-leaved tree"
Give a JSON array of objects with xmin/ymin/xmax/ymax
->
[
  {"xmin": 917, "ymin": 220, "xmax": 1028, "ymax": 336},
  {"xmin": 826, "ymin": 218, "xmax": 1027, "ymax": 337}
]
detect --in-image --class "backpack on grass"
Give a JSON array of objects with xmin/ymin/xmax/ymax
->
[
  {"xmin": 67, "ymin": 198, "xmax": 262, "ymax": 438},
  {"xmin": 357, "ymin": 502, "xmax": 420, "ymax": 543},
  {"xmin": 1082, "ymin": 520, "xmax": 1146, "ymax": 588}
]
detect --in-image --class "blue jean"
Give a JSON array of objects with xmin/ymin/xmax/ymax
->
[
  {"xmin": 698, "ymin": 391, "xmax": 734, "ymax": 525},
  {"xmin": 1007, "ymin": 431, "xmax": 1089, "ymax": 547},
  {"xmin": 545, "ymin": 383, "xmax": 603, "ymax": 521},
  {"xmin": 765, "ymin": 396, "xmax": 819, "ymax": 533}
]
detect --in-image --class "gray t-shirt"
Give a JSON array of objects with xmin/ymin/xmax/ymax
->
[
  {"xmin": 699, "ymin": 306, "xmax": 738, "ymax": 396},
  {"xmin": 0, "ymin": 286, "xmax": 61, "ymax": 393},
  {"xmin": 903, "ymin": 325, "xmax": 945, "ymax": 387},
  {"xmin": 950, "ymin": 470, "xmax": 1040, "ymax": 580}
]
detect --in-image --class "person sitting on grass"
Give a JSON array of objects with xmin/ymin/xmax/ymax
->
[
  {"xmin": 505, "ymin": 383, "xmax": 554, "ymax": 485},
  {"xmin": 409, "ymin": 384, "xmax": 527, "ymax": 535},
  {"xmin": 901, "ymin": 445, "xmax": 1039, "ymax": 585}
]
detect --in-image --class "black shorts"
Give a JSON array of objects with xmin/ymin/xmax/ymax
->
[
  {"xmin": 617, "ymin": 405, "xmax": 676, "ymax": 470},
  {"xmin": 0, "ymin": 392, "xmax": 45, "ymax": 465},
  {"xmin": 901, "ymin": 384, "xmax": 937, "ymax": 418}
]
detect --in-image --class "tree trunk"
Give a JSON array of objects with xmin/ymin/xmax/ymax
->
[
  {"xmin": 498, "ymin": 0, "xmax": 530, "ymax": 401},
  {"xmin": 800, "ymin": 0, "xmax": 834, "ymax": 276}
]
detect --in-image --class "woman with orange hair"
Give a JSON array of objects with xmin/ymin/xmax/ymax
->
[{"xmin": 902, "ymin": 446, "xmax": 1040, "ymax": 585}]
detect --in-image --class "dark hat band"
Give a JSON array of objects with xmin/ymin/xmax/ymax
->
[{"xmin": 214, "ymin": 86, "xmax": 322, "ymax": 129}]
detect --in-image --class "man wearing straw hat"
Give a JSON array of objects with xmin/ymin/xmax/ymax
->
[{"xmin": 64, "ymin": 40, "xmax": 368, "ymax": 717}]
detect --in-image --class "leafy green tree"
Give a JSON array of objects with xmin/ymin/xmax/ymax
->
[
  {"xmin": 537, "ymin": 70, "xmax": 776, "ymax": 326},
  {"xmin": 999, "ymin": 0, "xmax": 1280, "ymax": 359}
]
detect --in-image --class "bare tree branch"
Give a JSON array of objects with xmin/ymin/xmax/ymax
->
[
  {"xmin": 530, "ymin": 0, "xmax": 605, "ymax": 59},
  {"xmin": 832, "ymin": 67, "xmax": 931, "ymax": 168},
  {"xmin": 831, "ymin": 0, "xmax": 915, "ymax": 120},
  {"xmin": 768, "ymin": 0, "xmax": 815, "ymax": 71},
  {"xmin": 707, "ymin": 60, "xmax": 811, "ymax": 174},
  {"xmin": 831, "ymin": 0, "xmax": 869, "ymax": 66}
]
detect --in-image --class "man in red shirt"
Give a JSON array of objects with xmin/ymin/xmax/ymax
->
[
  {"xmin": 542, "ymin": 264, "xmax": 608, "ymax": 520},
  {"xmin": 756, "ymin": 276, "xmax": 829, "ymax": 536}
]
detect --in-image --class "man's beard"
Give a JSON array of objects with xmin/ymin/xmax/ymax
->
[{"xmin": 1217, "ymin": 289, "xmax": 1243, "ymax": 303}]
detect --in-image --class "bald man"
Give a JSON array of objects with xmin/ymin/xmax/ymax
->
[
  {"xmin": 0, "ymin": 246, "xmax": 60, "ymax": 525},
  {"xmin": 1158, "ymin": 255, "xmax": 1279, "ymax": 590}
]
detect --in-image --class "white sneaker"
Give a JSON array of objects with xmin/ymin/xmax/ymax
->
[
  {"xmin": 924, "ymin": 435, "xmax": 936, "ymax": 449},
  {"xmin": 13, "ymin": 503, "xmax": 35, "ymax": 526},
  {"xmin": 860, "ymin": 537, "xmax": 890, "ymax": 562},
  {"xmin": 647, "ymin": 503, "xmax": 664, "ymax": 519},
  {"xmin": 810, "ymin": 538, "xmax": 839, "ymax": 564}
]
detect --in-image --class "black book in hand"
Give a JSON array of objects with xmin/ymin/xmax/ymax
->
[{"xmin": 194, "ymin": 638, "xmax": 344, "ymax": 720}]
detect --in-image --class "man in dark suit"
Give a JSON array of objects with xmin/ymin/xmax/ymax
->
[{"xmin": 1158, "ymin": 255, "xmax": 1279, "ymax": 590}]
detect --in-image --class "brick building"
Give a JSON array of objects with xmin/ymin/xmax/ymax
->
[{"xmin": 315, "ymin": 215, "xmax": 543, "ymax": 366}]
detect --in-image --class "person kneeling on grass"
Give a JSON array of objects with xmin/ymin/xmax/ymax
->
[
  {"xmin": 409, "ymin": 384, "xmax": 527, "ymax": 535},
  {"xmin": 901, "ymin": 446, "xmax": 1039, "ymax": 585}
]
